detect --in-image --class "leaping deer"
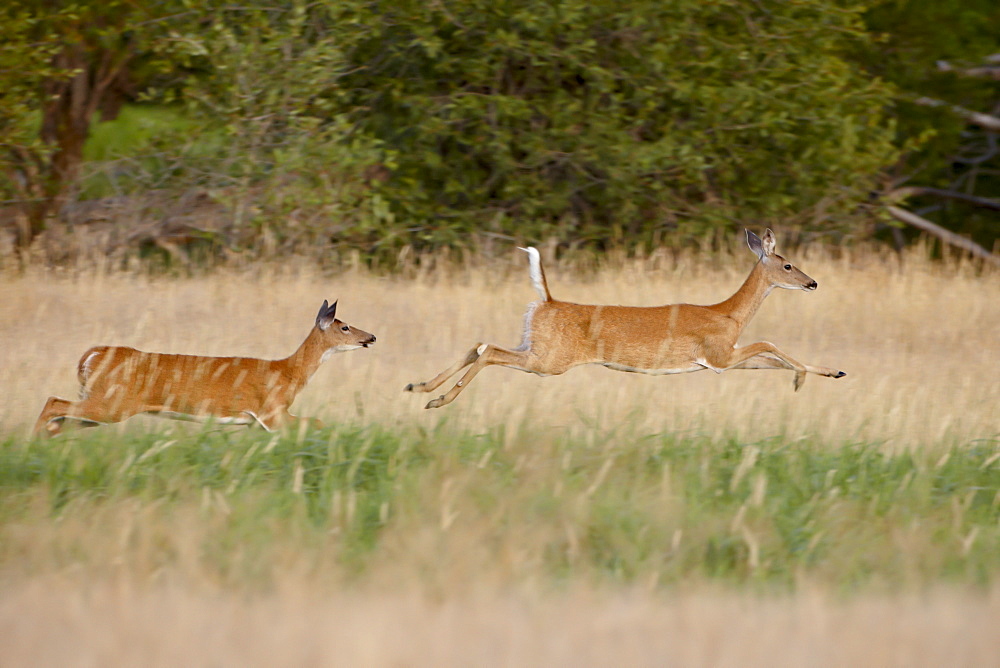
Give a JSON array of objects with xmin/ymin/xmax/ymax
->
[
  {"xmin": 34, "ymin": 300, "xmax": 375, "ymax": 436},
  {"xmin": 406, "ymin": 229, "xmax": 845, "ymax": 409}
]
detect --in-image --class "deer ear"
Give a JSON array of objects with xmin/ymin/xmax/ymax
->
[
  {"xmin": 746, "ymin": 229, "xmax": 765, "ymax": 259},
  {"xmin": 316, "ymin": 300, "xmax": 329, "ymax": 327},
  {"xmin": 761, "ymin": 228, "xmax": 776, "ymax": 256},
  {"xmin": 316, "ymin": 299, "xmax": 337, "ymax": 330}
]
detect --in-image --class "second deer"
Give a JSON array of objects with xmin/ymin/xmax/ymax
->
[
  {"xmin": 406, "ymin": 229, "xmax": 845, "ymax": 408},
  {"xmin": 34, "ymin": 300, "xmax": 375, "ymax": 436}
]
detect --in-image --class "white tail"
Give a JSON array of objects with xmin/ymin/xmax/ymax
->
[
  {"xmin": 406, "ymin": 229, "xmax": 845, "ymax": 409},
  {"xmin": 519, "ymin": 246, "xmax": 552, "ymax": 301},
  {"xmin": 34, "ymin": 300, "xmax": 375, "ymax": 436}
]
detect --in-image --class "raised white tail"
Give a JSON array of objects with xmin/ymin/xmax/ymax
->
[
  {"xmin": 406, "ymin": 229, "xmax": 845, "ymax": 408},
  {"xmin": 518, "ymin": 246, "xmax": 552, "ymax": 301},
  {"xmin": 34, "ymin": 300, "xmax": 375, "ymax": 436}
]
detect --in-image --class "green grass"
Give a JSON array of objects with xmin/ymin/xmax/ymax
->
[
  {"xmin": 79, "ymin": 104, "xmax": 227, "ymax": 198},
  {"xmin": 1, "ymin": 423, "xmax": 997, "ymax": 592},
  {"xmin": 84, "ymin": 106, "xmax": 200, "ymax": 163}
]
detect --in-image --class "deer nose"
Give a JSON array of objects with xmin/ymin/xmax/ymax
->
[
  {"xmin": 368, "ymin": 335, "xmax": 376, "ymax": 343},
  {"xmin": 806, "ymin": 280, "xmax": 818, "ymax": 290}
]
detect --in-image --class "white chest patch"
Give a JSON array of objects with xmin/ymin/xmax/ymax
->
[
  {"xmin": 515, "ymin": 301, "xmax": 540, "ymax": 352},
  {"xmin": 695, "ymin": 358, "xmax": 725, "ymax": 374}
]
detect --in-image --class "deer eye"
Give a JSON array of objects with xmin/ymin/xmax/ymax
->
[
  {"xmin": 341, "ymin": 325, "xmax": 350, "ymax": 332},
  {"xmin": 783, "ymin": 264, "xmax": 792, "ymax": 271}
]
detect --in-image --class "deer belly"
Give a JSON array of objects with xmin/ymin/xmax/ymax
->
[
  {"xmin": 600, "ymin": 361, "xmax": 702, "ymax": 375},
  {"xmin": 596, "ymin": 343, "xmax": 702, "ymax": 375},
  {"xmin": 156, "ymin": 410, "xmax": 257, "ymax": 425}
]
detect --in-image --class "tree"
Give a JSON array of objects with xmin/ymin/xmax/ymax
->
[
  {"xmin": 0, "ymin": 1, "xmax": 188, "ymax": 248},
  {"xmin": 329, "ymin": 0, "xmax": 899, "ymax": 250},
  {"xmin": 166, "ymin": 2, "xmax": 385, "ymax": 254},
  {"xmin": 861, "ymin": 0, "xmax": 1000, "ymax": 260}
]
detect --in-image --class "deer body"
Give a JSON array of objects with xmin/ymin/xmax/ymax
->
[
  {"xmin": 34, "ymin": 300, "xmax": 375, "ymax": 436},
  {"xmin": 406, "ymin": 230, "xmax": 845, "ymax": 408}
]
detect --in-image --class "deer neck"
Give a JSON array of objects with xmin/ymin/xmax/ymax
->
[
  {"xmin": 711, "ymin": 260, "xmax": 773, "ymax": 331},
  {"xmin": 281, "ymin": 327, "xmax": 329, "ymax": 389}
]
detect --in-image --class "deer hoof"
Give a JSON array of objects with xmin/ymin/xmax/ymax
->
[
  {"xmin": 425, "ymin": 396, "xmax": 445, "ymax": 409},
  {"xmin": 834, "ymin": 371, "xmax": 846, "ymax": 378},
  {"xmin": 404, "ymin": 383, "xmax": 415, "ymax": 392}
]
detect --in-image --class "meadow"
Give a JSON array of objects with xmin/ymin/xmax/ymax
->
[{"xmin": 1, "ymin": 243, "xmax": 998, "ymax": 665}]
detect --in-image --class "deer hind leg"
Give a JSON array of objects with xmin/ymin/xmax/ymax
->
[
  {"xmin": 424, "ymin": 343, "xmax": 533, "ymax": 409},
  {"xmin": 405, "ymin": 344, "xmax": 486, "ymax": 394},
  {"xmin": 34, "ymin": 397, "xmax": 75, "ymax": 437},
  {"xmin": 33, "ymin": 395, "xmax": 130, "ymax": 437}
]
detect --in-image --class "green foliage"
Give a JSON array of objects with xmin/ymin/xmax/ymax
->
[
  {"xmin": 329, "ymin": 0, "xmax": 898, "ymax": 249},
  {"xmin": 7, "ymin": 0, "xmax": 998, "ymax": 260},
  {"xmin": 83, "ymin": 106, "xmax": 199, "ymax": 163},
  {"xmin": 138, "ymin": 2, "xmax": 388, "ymax": 253},
  {"xmin": 860, "ymin": 0, "xmax": 1000, "ymax": 247},
  {"xmin": 0, "ymin": 0, "xmax": 197, "ymax": 244},
  {"xmin": 77, "ymin": 0, "xmax": 902, "ymax": 258},
  {"xmin": 863, "ymin": 0, "xmax": 999, "ymax": 139},
  {"xmin": 78, "ymin": 105, "xmax": 218, "ymax": 198},
  {"xmin": 0, "ymin": 6, "xmax": 65, "ymax": 193},
  {"xmin": 2, "ymin": 424, "xmax": 997, "ymax": 590}
]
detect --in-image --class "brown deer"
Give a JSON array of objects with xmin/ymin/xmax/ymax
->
[
  {"xmin": 34, "ymin": 300, "xmax": 375, "ymax": 436},
  {"xmin": 406, "ymin": 230, "xmax": 845, "ymax": 408}
]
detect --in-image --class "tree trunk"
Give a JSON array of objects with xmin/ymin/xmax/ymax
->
[{"xmin": 15, "ymin": 41, "xmax": 132, "ymax": 247}]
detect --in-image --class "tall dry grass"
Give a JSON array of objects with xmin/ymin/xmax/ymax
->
[
  {"xmin": 2, "ymin": 244, "xmax": 997, "ymax": 447},
  {"xmin": 2, "ymin": 246, "xmax": 998, "ymax": 666}
]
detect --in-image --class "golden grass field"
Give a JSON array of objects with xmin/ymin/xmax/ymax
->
[
  {"xmin": 3, "ymin": 245, "xmax": 997, "ymax": 445},
  {"xmin": 1, "ymin": 244, "xmax": 998, "ymax": 666}
]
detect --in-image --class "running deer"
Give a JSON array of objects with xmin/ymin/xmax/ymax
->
[
  {"xmin": 34, "ymin": 300, "xmax": 375, "ymax": 436},
  {"xmin": 405, "ymin": 229, "xmax": 845, "ymax": 409}
]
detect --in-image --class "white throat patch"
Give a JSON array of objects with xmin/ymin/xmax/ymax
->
[{"xmin": 321, "ymin": 345, "xmax": 361, "ymax": 363}]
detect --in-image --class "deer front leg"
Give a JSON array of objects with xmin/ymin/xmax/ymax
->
[
  {"xmin": 405, "ymin": 344, "xmax": 484, "ymax": 394},
  {"xmin": 731, "ymin": 355, "xmax": 847, "ymax": 380},
  {"xmin": 425, "ymin": 344, "xmax": 532, "ymax": 409},
  {"xmin": 719, "ymin": 342, "xmax": 812, "ymax": 391},
  {"xmin": 253, "ymin": 408, "xmax": 323, "ymax": 432}
]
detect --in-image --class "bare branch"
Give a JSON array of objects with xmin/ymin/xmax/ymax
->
[
  {"xmin": 888, "ymin": 186, "xmax": 1000, "ymax": 211},
  {"xmin": 936, "ymin": 60, "xmax": 1000, "ymax": 80},
  {"xmin": 886, "ymin": 205, "xmax": 999, "ymax": 265},
  {"xmin": 912, "ymin": 96, "xmax": 1000, "ymax": 132}
]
